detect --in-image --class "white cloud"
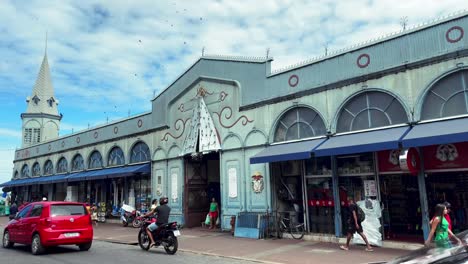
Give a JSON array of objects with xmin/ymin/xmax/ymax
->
[{"xmin": 0, "ymin": 129, "xmax": 21, "ymax": 139}]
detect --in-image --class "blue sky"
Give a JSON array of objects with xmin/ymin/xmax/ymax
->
[{"xmin": 1, "ymin": 0, "xmax": 467, "ymax": 183}]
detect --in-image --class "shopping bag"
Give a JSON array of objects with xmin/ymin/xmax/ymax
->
[
  {"xmin": 216, "ymin": 217, "xmax": 220, "ymax": 226},
  {"xmin": 205, "ymin": 214, "xmax": 211, "ymax": 225}
]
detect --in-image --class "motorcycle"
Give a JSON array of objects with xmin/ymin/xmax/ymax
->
[
  {"xmin": 121, "ymin": 204, "xmax": 141, "ymax": 228},
  {"xmin": 137, "ymin": 216, "xmax": 180, "ymax": 254}
]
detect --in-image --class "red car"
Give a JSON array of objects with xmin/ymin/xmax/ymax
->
[{"xmin": 2, "ymin": 201, "xmax": 93, "ymax": 255}]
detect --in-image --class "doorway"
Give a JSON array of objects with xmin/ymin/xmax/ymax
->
[
  {"xmin": 184, "ymin": 152, "xmax": 220, "ymax": 228},
  {"xmin": 380, "ymin": 174, "xmax": 422, "ymax": 242}
]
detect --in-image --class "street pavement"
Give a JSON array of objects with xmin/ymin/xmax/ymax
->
[{"xmin": 0, "ymin": 216, "xmax": 413, "ymax": 264}]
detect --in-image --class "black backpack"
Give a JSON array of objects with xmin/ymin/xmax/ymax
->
[{"xmin": 357, "ymin": 205, "xmax": 366, "ymax": 222}]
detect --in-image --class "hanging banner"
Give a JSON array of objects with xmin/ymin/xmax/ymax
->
[{"xmin": 399, "ymin": 148, "xmax": 420, "ymax": 176}]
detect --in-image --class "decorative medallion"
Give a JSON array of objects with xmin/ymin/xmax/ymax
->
[
  {"xmin": 252, "ymin": 172, "xmax": 264, "ymax": 193},
  {"xmin": 76, "ymin": 137, "xmax": 80, "ymax": 144},
  {"xmin": 61, "ymin": 141, "xmax": 65, "ymax": 148},
  {"xmin": 48, "ymin": 144, "xmax": 51, "ymax": 151},
  {"xmin": 357, "ymin": 54, "xmax": 370, "ymax": 68},
  {"xmin": 446, "ymin": 26, "xmax": 464, "ymax": 43},
  {"xmin": 36, "ymin": 147, "xmax": 39, "ymax": 154},
  {"xmin": 436, "ymin": 144, "xmax": 458, "ymax": 162},
  {"xmin": 113, "ymin": 126, "xmax": 119, "ymax": 134},
  {"xmin": 137, "ymin": 119, "xmax": 143, "ymax": 128},
  {"xmin": 93, "ymin": 131, "xmax": 99, "ymax": 139},
  {"xmin": 288, "ymin": 74, "xmax": 299, "ymax": 87}
]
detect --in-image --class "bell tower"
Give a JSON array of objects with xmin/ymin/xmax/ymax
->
[{"xmin": 21, "ymin": 36, "xmax": 61, "ymax": 147}]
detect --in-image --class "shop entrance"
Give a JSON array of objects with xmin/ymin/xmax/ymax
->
[
  {"xmin": 271, "ymin": 160, "xmax": 305, "ymax": 228},
  {"xmin": 184, "ymin": 152, "xmax": 220, "ymax": 228},
  {"xmin": 380, "ymin": 174, "xmax": 422, "ymax": 242},
  {"xmin": 426, "ymin": 172, "xmax": 468, "ymax": 233}
]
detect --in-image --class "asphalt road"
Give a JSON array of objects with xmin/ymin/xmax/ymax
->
[{"xmin": 0, "ymin": 238, "xmax": 256, "ymax": 264}]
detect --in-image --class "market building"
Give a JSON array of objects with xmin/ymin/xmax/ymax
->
[{"xmin": 2, "ymin": 11, "xmax": 468, "ymax": 243}]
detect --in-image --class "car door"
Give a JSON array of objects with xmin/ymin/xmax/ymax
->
[
  {"xmin": 12, "ymin": 205, "xmax": 32, "ymax": 244},
  {"xmin": 22, "ymin": 204, "xmax": 43, "ymax": 244}
]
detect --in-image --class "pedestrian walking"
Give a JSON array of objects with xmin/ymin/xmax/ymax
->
[
  {"xmin": 340, "ymin": 196, "xmax": 373, "ymax": 252},
  {"xmin": 425, "ymin": 203, "xmax": 461, "ymax": 248}
]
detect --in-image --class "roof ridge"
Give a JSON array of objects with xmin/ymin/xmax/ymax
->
[{"xmin": 271, "ymin": 9, "xmax": 468, "ymax": 75}]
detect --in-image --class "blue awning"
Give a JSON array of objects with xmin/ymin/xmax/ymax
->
[
  {"xmin": 314, "ymin": 126, "xmax": 411, "ymax": 157},
  {"xmin": 250, "ymin": 138, "xmax": 326, "ymax": 164},
  {"xmin": 67, "ymin": 163, "xmax": 151, "ymax": 181},
  {"xmin": 402, "ymin": 118, "xmax": 468, "ymax": 148},
  {"xmin": 0, "ymin": 180, "xmax": 13, "ymax": 187},
  {"xmin": 36, "ymin": 174, "xmax": 69, "ymax": 184}
]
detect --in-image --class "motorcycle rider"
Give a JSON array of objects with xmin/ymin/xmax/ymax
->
[{"xmin": 143, "ymin": 196, "xmax": 171, "ymax": 247}]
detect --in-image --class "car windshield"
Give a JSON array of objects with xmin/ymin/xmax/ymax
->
[
  {"xmin": 387, "ymin": 230, "xmax": 468, "ymax": 264},
  {"xmin": 51, "ymin": 205, "xmax": 86, "ymax": 216}
]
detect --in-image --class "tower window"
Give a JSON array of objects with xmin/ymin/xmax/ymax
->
[
  {"xmin": 47, "ymin": 97, "xmax": 55, "ymax": 107},
  {"xmin": 32, "ymin": 95, "xmax": 40, "ymax": 105},
  {"xmin": 24, "ymin": 128, "xmax": 32, "ymax": 144},
  {"xmin": 33, "ymin": 128, "xmax": 41, "ymax": 143}
]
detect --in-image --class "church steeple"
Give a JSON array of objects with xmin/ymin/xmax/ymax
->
[{"xmin": 21, "ymin": 36, "xmax": 62, "ymax": 147}]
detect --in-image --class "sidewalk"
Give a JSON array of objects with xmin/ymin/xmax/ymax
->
[{"xmin": 0, "ymin": 216, "xmax": 411, "ymax": 264}]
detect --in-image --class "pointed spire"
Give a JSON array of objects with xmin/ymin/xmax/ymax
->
[{"xmin": 25, "ymin": 36, "xmax": 58, "ymax": 116}]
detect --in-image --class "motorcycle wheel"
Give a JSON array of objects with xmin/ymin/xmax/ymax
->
[
  {"xmin": 164, "ymin": 233, "xmax": 178, "ymax": 255},
  {"xmin": 132, "ymin": 219, "xmax": 142, "ymax": 228},
  {"xmin": 138, "ymin": 229, "xmax": 150, "ymax": 251},
  {"xmin": 122, "ymin": 220, "xmax": 128, "ymax": 227}
]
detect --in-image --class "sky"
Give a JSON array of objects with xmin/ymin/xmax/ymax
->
[{"xmin": 0, "ymin": 0, "xmax": 467, "ymax": 184}]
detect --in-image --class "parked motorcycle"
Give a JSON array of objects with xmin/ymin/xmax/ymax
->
[
  {"xmin": 137, "ymin": 216, "xmax": 180, "ymax": 254},
  {"xmin": 121, "ymin": 204, "xmax": 141, "ymax": 228}
]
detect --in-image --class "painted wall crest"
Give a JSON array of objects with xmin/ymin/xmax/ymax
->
[{"xmin": 252, "ymin": 171, "xmax": 264, "ymax": 193}]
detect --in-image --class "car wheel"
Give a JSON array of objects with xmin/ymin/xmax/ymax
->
[
  {"xmin": 78, "ymin": 241, "xmax": 92, "ymax": 251},
  {"xmin": 31, "ymin": 234, "xmax": 45, "ymax": 255},
  {"xmin": 2, "ymin": 231, "xmax": 14, "ymax": 248}
]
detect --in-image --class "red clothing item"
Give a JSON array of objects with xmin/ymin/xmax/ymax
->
[{"xmin": 444, "ymin": 214, "xmax": 452, "ymax": 231}]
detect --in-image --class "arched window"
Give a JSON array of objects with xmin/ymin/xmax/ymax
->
[
  {"xmin": 57, "ymin": 157, "xmax": 68, "ymax": 174},
  {"xmin": 32, "ymin": 162, "xmax": 41, "ymax": 177},
  {"xmin": 336, "ymin": 91, "xmax": 408, "ymax": 133},
  {"xmin": 72, "ymin": 154, "xmax": 84, "ymax": 171},
  {"xmin": 44, "ymin": 160, "xmax": 53, "ymax": 175},
  {"xmin": 108, "ymin": 147, "xmax": 124, "ymax": 166},
  {"xmin": 421, "ymin": 70, "xmax": 468, "ymax": 120},
  {"xmin": 21, "ymin": 164, "xmax": 30, "ymax": 178},
  {"xmin": 130, "ymin": 142, "xmax": 150, "ymax": 163},
  {"xmin": 274, "ymin": 107, "xmax": 326, "ymax": 142},
  {"xmin": 88, "ymin": 151, "xmax": 103, "ymax": 169}
]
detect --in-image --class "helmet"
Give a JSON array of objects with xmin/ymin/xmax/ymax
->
[{"xmin": 159, "ymin": 196, "xmax": 168, "ymax": 205}]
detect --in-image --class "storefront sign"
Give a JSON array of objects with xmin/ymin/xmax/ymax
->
[
  {"xmin": 399, "ymin": 148, "xmax": 420, "ymax": 176},
  {"xmin": 363, "ymin": 180, "xmax": 377, "ymax": 197},
  {"xmin": 423, "ymin": 142, "xmax": 468, "ymax": 170},
  {"xmin": 377, "ymin": 150, "xmax": 402, "ymax": 172},
  {"xmin": 228, "ymin": 168, "xmax": 238, "ymax": 198}
]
